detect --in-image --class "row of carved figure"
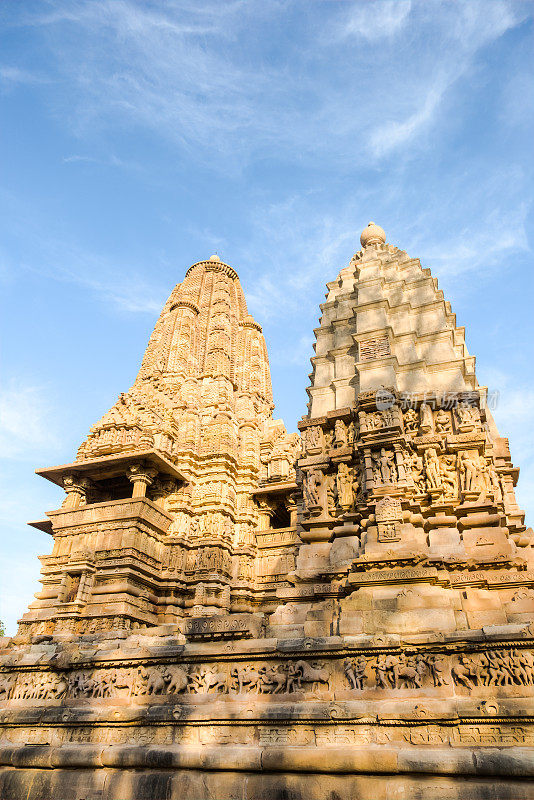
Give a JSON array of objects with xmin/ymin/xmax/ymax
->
[
  {"xmin": 344, "ymin": 649, "xmax": 534, "ymax": 691},
  {"xmin": 301, "ymin": 402, "xmax": 482, "ymax": 458},
  {"xmin": 2, "ymin": 649, "xmax": 533, "ymax": 702},
  {"xmin": 302, "ymin": 448, "xmax": 502, "ymax": 514},
  {"xmin": 344, "ymin": 653, "xmax": 449, "ymax": 690},
  {"xmin": 408, "ymin": 448, "xmax": 501, "ymax": 499},
  {"xmin": 0, "ymin": 660, "xmax": 330, "ymax": 702},
  {"xmin": 452, "ymin": 650, "xmax": 534, "ymax": 689},
  {"xmin": 301, "ymin": 419, "xmax": 356, "ymax": 454}
]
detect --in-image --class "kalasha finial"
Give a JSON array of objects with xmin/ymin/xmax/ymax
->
[
  {"xmin": 208, "ymin": 254, "xmax": 221, "ymax": 262},
  {"xmin": 360, "ymin": 221, "xmax": 386, "ymax": 248}
]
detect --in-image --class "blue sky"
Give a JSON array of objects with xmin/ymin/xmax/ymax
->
[{"xmin": 1, "ymin": 0, "xmax": 533, "ymax": 634}]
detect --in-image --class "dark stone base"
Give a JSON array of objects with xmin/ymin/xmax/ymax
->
[{"xmin": 2, "ymin": 767, "xmax": 534, "ymax": 800}]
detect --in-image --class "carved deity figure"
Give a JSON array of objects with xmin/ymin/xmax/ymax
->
[
  {"xmin": 488, "ymin": 462, "xmax": 503, "ymax": 504},
  {"xmin": 381, "ymin": 407, "xmax": 395, "ymax": 428},
  {"xmin": 336, "ymin": 462, "xmax": 353, "ymax": 508},
  {"xmin": 326, "ymin": 474, "xmax": 338, "ymax": 515},
  {"xmin": 403, "ymin": 408, "xmax": 418, "ymax": 433},
  {"xmin": 365, "ymin": 412, "xmax": 382, "ymax": 431},
  {"xmin": 427, "ymin": 654, "xmax": 449, "ymax": 687},
  {"xmin": 408, "ymin": 448, "xmax": 425, "ymax": 493},
  {"xmin": 439, "ymin": 453, "xmax": 457, "ymax": 499},
  {"xmin": 303, "ymin": 469, "xmax": 321, "ymax": 509},
  {"xmin": 333, "ymin": 419, "xmax": 348, "ymax": 448},
  {"xmin": 344, "ymin": 656, "xmax": 367, "ymax": 690},
  {"xmin": 435, "ymin": 408, "xmax": 452, "ymax": 433},
  {"xmin": 456, "ymin": 402, "xmax": 480, "ymax": 430},
  {"xmin": 452, "ymin": 656, "xmax": 476, "ymax": 690},
  {"xmin": 352, "ymin": 466, "xmax": 362, "ymax": 507},
  {"xmin": 424, "ymin": 447, "xmax": 442, "ymax": 489},
  {"xmin": 419, "ymin": 402, "xmax": 434, "ymax": 434},
  {"xmin": 305, "ymin": 426, "xmax": 322, "ymax": 451},
  {"xmin": 459, "ymin": 451, "xmax": 485, "ymax": 493},
  {"xmin": 373, "ymin": 448, "xmax": 397, "ymax": 485}
]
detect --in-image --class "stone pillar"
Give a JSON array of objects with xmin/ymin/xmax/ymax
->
[
  {"xmin": 257, "ymin": 498, "xmax": 275, "ymax": 530},
  {"xmin": 127, "ymin": 463, "xmax": 158, "ymax": 498},
  {"xmin": 62, "ymin": 474, "xmax": 90, "ymax": 509},
  {"xmin": 285, "ymin": 493, "xmax": 299, "ymax": 527}
]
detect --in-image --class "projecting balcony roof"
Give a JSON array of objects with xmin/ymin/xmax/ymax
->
[{"xmin": 36, "ymin": 449, "xmax": 187, "ymax": 487}]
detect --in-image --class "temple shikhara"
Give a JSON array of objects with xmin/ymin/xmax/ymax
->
[{"xmin": 1, "ymin": 223, "xmax": 534, "ymax": 800}]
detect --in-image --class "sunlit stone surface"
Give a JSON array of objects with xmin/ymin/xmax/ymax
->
[{"xmin": 1, "ymin": 229, "xmax": 534, "ymax": 799}]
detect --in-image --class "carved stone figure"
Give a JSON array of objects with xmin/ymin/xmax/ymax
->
[
  {"xmin": 488, "ymin": 462, "xmax": 503, "ymax": 504},
  {"xmin": 333, "ymin": 419, "xmax": 348, "ymax": 448},
  {"xmin": 407, "ymin": 448, "xmax": 425, "ymax": 493},
  {"xmin": 427, "ymin": 654, "xmax": 449, "ymax": 687},
  {"xmin": 140, "ymin": 666, "xmax": 167, "ymax": 695},
  {"xmin": 230, "ymin": 665, "xmax": 263, "ymax": 694},
  {"xmin": 326, "ymin": 474, "xmax": 338, "ymax": 515},
  {"xmin": 435, "ymin": 408, "xmax": 452, "ymax": 433},
  {"xmin": 305, "ymin": 425, "xmax": 322, "ymax": 452},
  {"xmin": 459, "ymin": 451, "xmax": 485, "ymax": 493},
  {"xmin": 373, "ymin": 657, "xmax": 389, "ymax": 689},
  {"xmin": 373, "ymin": 448, "xmax": 396, "ymax": 485},
  {"xmin": 439, "ymin": 453, "xmax": 457, "ymax": 498},
  {"xmin": 456, "ymin": 402, "xmax": 480, "ymax": 430},
  {"xmin": 303, "ymin": 469, "xmax": 321, "ymax": 510},
  {"xmin": 292, "ymin": 660, "xmax": 329, "ymax": 692},
  {"xmin": 351, "ymin": 465, "xmax": 362, "ymax": 507},
  {"xmin": 419, "ymin": 402, "xmax": 434, "ymax": 433},
  {"xmin": 424, "ymin": 447, "xmax": 442, "ymax": 489},
  {"xmin": 403, "ymin": 408, "xmax": 418, "ymax": 433},
  {"xmin": 336, "ymin": 462, "xmax": 353, "ymax": 509},
  {"xmin": 452, "ymin": 656, "xmax": 476, "ymax": 690},
  {"xmin": 164, "ymin": 666, "xmax": 189, "ymax": 694},
  {"xmin": 344, "ymin": 656, "xmax": 367, "ymax": 690}
]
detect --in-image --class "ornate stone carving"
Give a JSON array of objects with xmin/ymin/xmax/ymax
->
[
  {"xmin": 333, "ymin": 419, "xmax": 348, "ymax": 448},
  {"xmin": 419, "ymin": 402, "xmax": 434, "ymax": 434},
  {"xmin": 372, "ymin": 448, "xmax": 397, "ymax": 485},
  {"xmin": 302, "ymin": 468, "xmax": 322, "ymax": 512},
  {"xmin": 336, "ymin": 462, "xmax": 353, "ymax": 509}
]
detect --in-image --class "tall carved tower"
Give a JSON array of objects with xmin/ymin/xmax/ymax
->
[
  {"xmin": 2, "ymin": 230, "xmax": 534, "ymax": 800},
  {"xmin": 19, "ymin": 254, "xmax": 294, "ymax": 637}
]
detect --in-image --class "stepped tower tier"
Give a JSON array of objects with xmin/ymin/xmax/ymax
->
[
  {"xmin": 3, "ymin": 228, "xmax": 534, "ymax": 800},
  {"xmin": 307, "ymin": 221, "xmax": 477, "ymax": 417}
]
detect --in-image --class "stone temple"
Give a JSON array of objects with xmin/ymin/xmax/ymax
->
[{"xmin": 1, "ymin": 223, "xmax": 534, "ymax": 800}]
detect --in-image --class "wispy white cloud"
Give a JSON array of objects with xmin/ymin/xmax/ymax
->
[
  {"xmin": 0, "ymin": 379, "xmax": 59, "ymax": 459},
  {"xmin": 419, "ymin": 205, "xmax": 530, "ymax": 278},
  {"xmin": 62, "ymin": 153, "xmax": 145, "ymax": 172},
  {"xmin": 31, "ymin": 241, "xmax": 168, "ymax": 313},
  {"xmin": 369, "ymin": 77, "xmax": 448, "ymax": 158},
  {"xmin": 4, "ymin": 0, "xmax": 527, "ymax": 167},
  {"xmin": 334, "ymin": 0, "xmax": 412, "ymax": 41},
  {"xmin": 27, "ymin": 240, "xmax": 168, "ymax": 314},
  {"xmin": 0, "ymin": 65, "xmax": 46, "ymax": 89},
  {"xmin": 240, "ymin": 194, "xmax": 360, "ymax": 323},
  {"xmin": 367, "ymin": 1, "xmax": 528, "ymax": 158},
  {"xmin": 62, "ymin": 154, "xmax": 96, "ymax": 163}
]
